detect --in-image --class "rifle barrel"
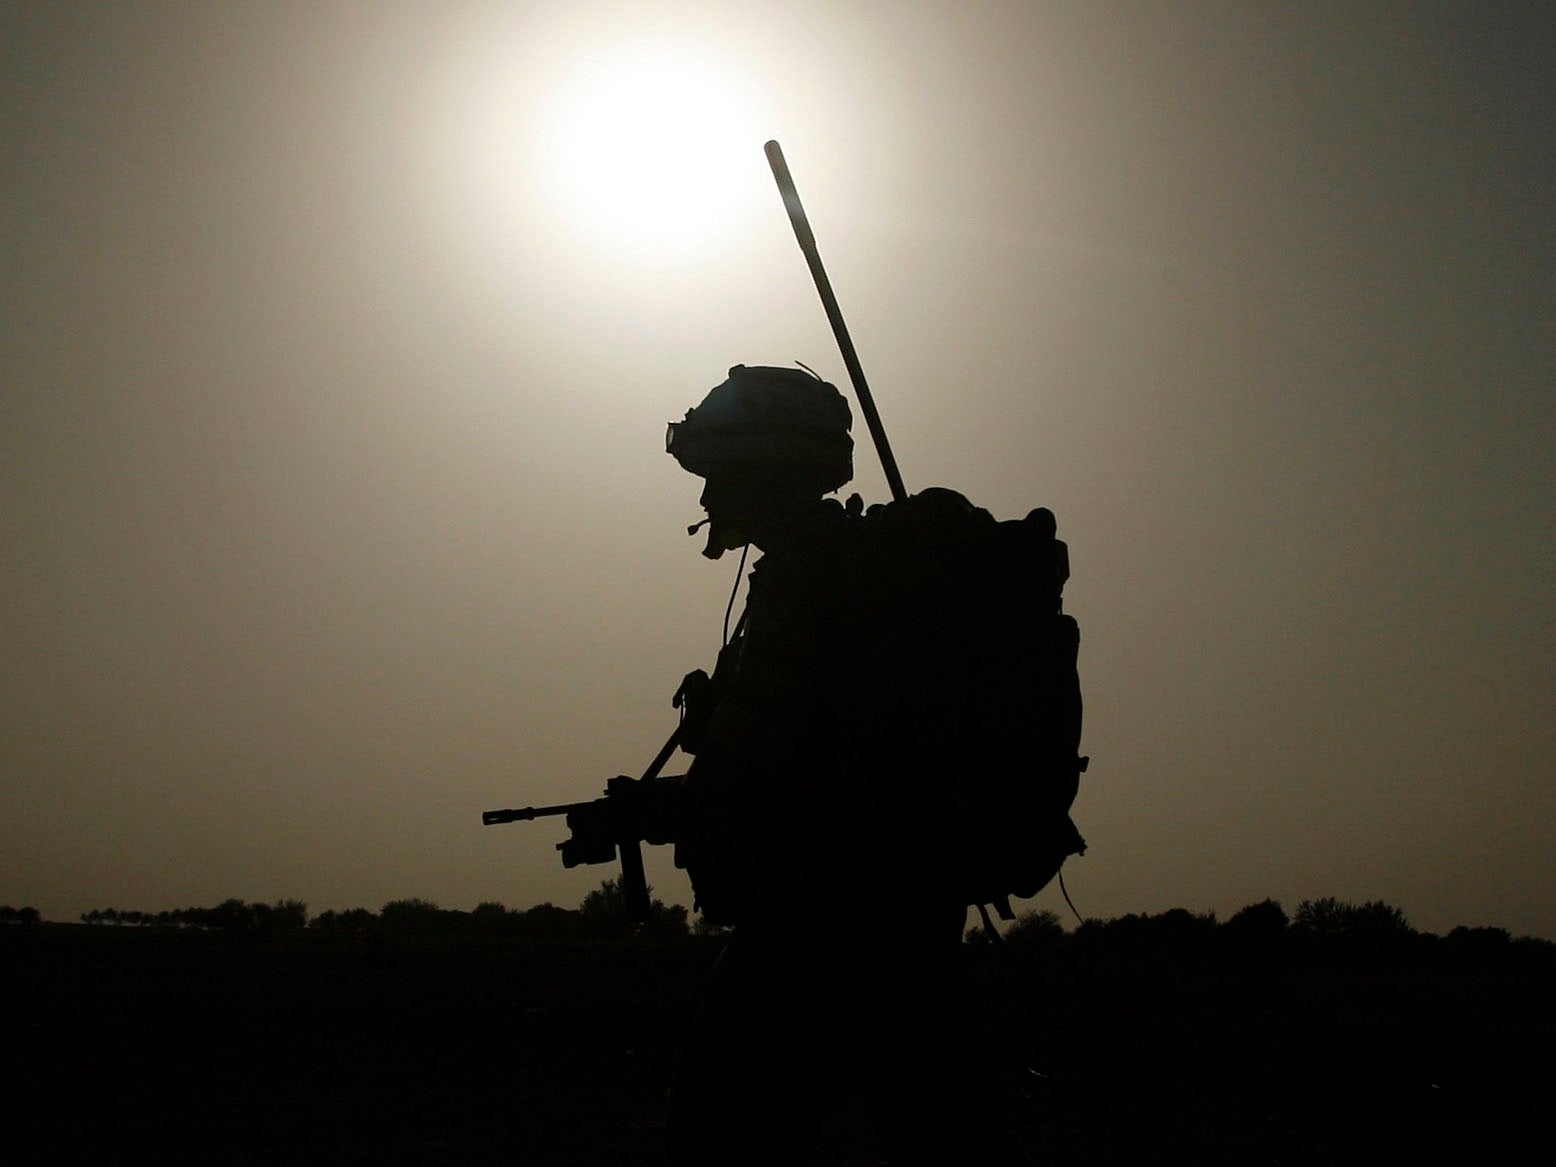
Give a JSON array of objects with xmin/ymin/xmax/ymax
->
[{"xmin": 481, "ymin": 803, "xmax": 588, "ymax": 826}]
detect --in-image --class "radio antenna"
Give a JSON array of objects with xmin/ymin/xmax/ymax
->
[{"xmin": 764, "ymin": 140, "xmax": 908, "ymax": 504}]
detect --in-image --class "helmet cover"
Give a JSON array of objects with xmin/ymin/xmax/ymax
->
[{"xmin": 666, "ymin": 365, "xmax": 854, "ymax": 494}]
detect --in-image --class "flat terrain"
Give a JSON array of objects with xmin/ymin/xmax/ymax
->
[{"xmin": 5, "ymin": 922, "xmax": 1550, "ymax": 1164}]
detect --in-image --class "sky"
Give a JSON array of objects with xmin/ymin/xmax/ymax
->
[{"xmin": 4, "ymin": 0, "xmax": 1553, "ymax": 938}]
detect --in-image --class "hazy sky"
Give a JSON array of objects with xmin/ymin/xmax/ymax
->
[{"xmin": 4, "ymin": 1, "xmax": 1553, "ymax": 938}]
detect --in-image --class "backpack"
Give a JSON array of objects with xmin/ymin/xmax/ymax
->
[{"xmin": 850, "ymin": 487, "xmax": 1088, "ymax": 921}]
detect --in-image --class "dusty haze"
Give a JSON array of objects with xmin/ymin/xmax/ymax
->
[{"xmin": 4, "ymin": 1, "xmax": 1553, "ymax": 937}]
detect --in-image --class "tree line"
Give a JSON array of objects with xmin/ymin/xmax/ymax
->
[
  {"xmin": 78, "ymin": 899, "xmax": 309, "ymax": 932},
  {"xmin": 27, "ymin": 891, "xmax": 1556, "ymax": 967},
  {"xmin": 63, "ymin": 880, "xmax": 695, "ymax": 940},
  {"xmin": 971, "ymin": 896, "xmax": 1555, "ymax": 975}
]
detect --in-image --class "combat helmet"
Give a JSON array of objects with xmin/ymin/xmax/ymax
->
[{"xmin": 667, "ymin": 365, "xmax": 853, "ymax": 495}]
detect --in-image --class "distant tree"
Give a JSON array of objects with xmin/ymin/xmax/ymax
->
[
  {"xmin": 381, "ymin": 897, "xmax": 439, "ymax": 914},
  {"xmin": 1294, "ymin": 897, "xmax": 1412, "ymax": 942},
  {"xmin": 1509, "ymin": 935, "xmax": 1556, "ymax": 968},
  {"xmin": 1444, "ymin": 925, "xmax": 1511, "ymax": 963},
  {"xmin": 1292, "ymin": 897, "xmax": 1349, "ymax": 937},
  {"xmin": 380, "ymin": 898, "xmax": 444, "ymax": 934},
  {"xmin": 206, "ymin": 898, "xmax": 253, "ymax": 932},
  {"xmin": 521, "ymin": 902, "xmax": 578, "ymax": 939},
  {"xmin": 339, "ymin": 907, "xmax": 376, "ymax": 933},
  {"xmin": 1058, "ymin": 908, "xmax": 1219, "ymax": 976},
  {"xmin": 1216, "ymin": 899, "xmax": 1290, "ymax": 969},
  {"xmin": 1004, "ymin": 909, "xmax": 1066, "ymax": 955},
  {"xmin": 466, "ymin": 902, "xmax": 516, "ymax": 939},
  {"xmin": 579, "ymin": 879, "xmax": 628, "ymax": 929},
  {"xmin": 1223, "ymin": 898, "xmax": 1289, "ymax": 938},
  {"xmin": 640, "ymin": 900, "xmax": 690, "ymax": 942},
  {"xmin": 1346, "ymin": 900, "xmax": 1411, "ymax": 939},
  {"xmin": 308, "ymin": 907, "xmax": 368, "ymax": 933},
  {"xmin": 308, "ymin": 905, "xmax": 379, "ymax": 933},
  {"xmin": 272, "ymin": 900, "xmax": 308, "ymax": 931},
  {"xmin": 203, "ymin": 898, "xmax": 297, "ymax": 935},
  {"xmin": 1161, "ymin": 906, "xmax": 1217, "ymax": 930},
  {"xmin": 579, "ymin": 878, "xmax": 690, "ymax": 939},
  {"xmin": 0, "ymin": 906, "xmax": 40, "ymax": 925}
]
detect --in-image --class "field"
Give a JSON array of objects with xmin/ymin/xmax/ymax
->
[{"xmin": 6, "ymin": 921, "xmax": 1549, "ymax": 1164}]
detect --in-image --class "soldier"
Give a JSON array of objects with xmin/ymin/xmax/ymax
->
[{"xmin": 661, "ymin": 364, "xmax": 1031, "ymax": 1166}]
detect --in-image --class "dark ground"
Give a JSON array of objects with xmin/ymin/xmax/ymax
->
[{"xmin": 5, "ymin": 921, "xmax": 1549, "ymax": 1165}]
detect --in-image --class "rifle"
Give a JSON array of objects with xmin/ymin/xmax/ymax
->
[{"xmin": 482, "ymin": 726, "xmax": 684, "ymax": 924}]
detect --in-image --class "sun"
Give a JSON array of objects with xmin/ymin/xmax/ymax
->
[
  {"xmin": 537, "ymin": 42, "xmax": 767, "ymax": 257},
  {"xmin": 432, "ymin": 27, "xmax": 776, "ymax": 277}
]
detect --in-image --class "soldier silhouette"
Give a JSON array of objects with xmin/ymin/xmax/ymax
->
[{"xmin": 659, "ymin": 364, "xmax": 1034, "ymax": 1166}]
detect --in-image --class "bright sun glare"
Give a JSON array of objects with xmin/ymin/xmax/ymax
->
[
  {"xmin": 538, "ymin": 43, "xmax": 766, "ymax": 256},
  {"xmin": 440, "ymin": 29, "xmax": 776, "ymax": 280}
]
